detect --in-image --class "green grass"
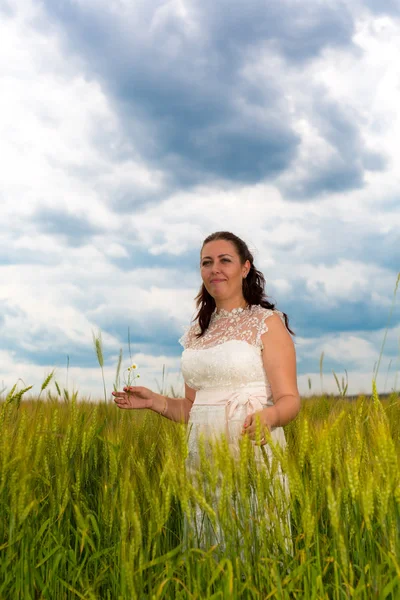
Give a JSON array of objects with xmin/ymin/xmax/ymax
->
[{"xmin": 1, "ymin": 388, "xmax": 400, "ymax": 599}]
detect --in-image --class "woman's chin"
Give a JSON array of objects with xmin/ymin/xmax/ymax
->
[{"xmin": 210, "ymin": 291, "xmax": 225, "ymax": 297}]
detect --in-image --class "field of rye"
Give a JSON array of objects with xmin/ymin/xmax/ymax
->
[{"xmin": 1, "ymin": 276, "xmax": 399, "ymax": 599}]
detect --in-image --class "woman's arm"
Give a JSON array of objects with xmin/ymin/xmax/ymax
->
[
  {"xmin": 113, "ymin": 382, "xmax": 195, "ymax": 424},
  {"xmin": 151, "ymin": 393, "xmax": 193, "ymax": 424},
  {"xmin": 151, "ymin": 383, "xmax": 196, "ymax": 424},
  {"xmin": 261, "ymin": 315, "xmax": 300, "ymax": 427},
  {"xmin": 261, "ymin": 313, "xmax": 301, "ymax": 427},
  {"xmin": 242, "ymin": 313, "xmax": 300, "ymax": 437}
]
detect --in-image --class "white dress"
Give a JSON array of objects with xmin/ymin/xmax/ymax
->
[{"xmin": 179, "ymin": 304, "xmax": 290, "ymax": 551}]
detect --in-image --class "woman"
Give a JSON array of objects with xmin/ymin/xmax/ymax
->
[{"xmin": 113, "ymin": 231, "xmax": 300, "ymax": 547}]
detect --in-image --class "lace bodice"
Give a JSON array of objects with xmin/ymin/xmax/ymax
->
[{"xmin": 179, "ymin": 304, "xmax": 285, "ymax": 391}]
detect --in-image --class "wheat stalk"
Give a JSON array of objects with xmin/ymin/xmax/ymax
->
[
  {"xmin": 92, "ymin": 329, "xmax": 107, "ymax": 403},
  {"xmin": 319, "ymin": 351, "xmax": 325, "ymax": 394},
  {"xmin": 38, "ymin": 370, "xmax": 55, "ymax": 400},
  {"xmin": 114, "ymin": 348, "xmax": 123, "ymax": 392}
]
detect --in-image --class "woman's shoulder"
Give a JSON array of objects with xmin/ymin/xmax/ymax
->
[
  {"xmin": 250, "ymin": 305, "xmax": 286, "ymax": 348},
  {"xmin": 251, "ymin": 304, "xmax": 285, "ymax": 324}
]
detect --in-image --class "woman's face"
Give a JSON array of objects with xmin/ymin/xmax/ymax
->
[{"xmin": 200, "ymin": 240, "xmax": 250, "ymax": 301}]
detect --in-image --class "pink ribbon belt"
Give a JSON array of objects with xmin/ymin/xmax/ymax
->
[{"xmin": 193, "ymin": 386, "xmax": 272, "ymax": 441}]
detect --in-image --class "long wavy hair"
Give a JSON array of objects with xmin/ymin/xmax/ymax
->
[{"xmin": 193, "ymin": 231, "xmax": 295, "ymax": 338}]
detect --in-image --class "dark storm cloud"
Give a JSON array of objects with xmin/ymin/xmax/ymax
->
[
  {"xmin": 39, "ymin": 0, "xmax": 376, "ymax": 199},
  {"xmin": 108, "ymin": 246, "xmax": 201, "ymax": 273},
  {"xmin": 283, "ymin": 97, "xmax": 388, "ymax": 198},
  {"xmin": 287, "ymin": 159, "xmax": 365, "ymax": 198},
  {"xmin": 14, "ymin": 345, "xmax": 99, "ymax": 370},
  {"xmin": 277, "ymin": 279, "xmax": 399, "ymax": 340},
  {"xmin": 33, "ymin": 208, "xmax": 104, "ymax": 247},
  {"xmin": 316, "ymin": 99, "xmax": 387, "ymax": 172},
  {"xmin": 41, "ymin": 0, "xmax": 300, "ymax": 188},
  {"xmin": 352, "ymin": 229, "xmax": 400, "ymax": 273},
  {"xmin": 200, "ymin": 0, "xmax": 354, "ymax": 63}
]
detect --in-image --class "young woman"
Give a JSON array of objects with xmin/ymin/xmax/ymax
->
[{"xmin": 113, "ymin": 230, "xmax": 300, "ymax": 548}]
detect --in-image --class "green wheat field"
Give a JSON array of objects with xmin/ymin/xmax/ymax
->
[
  {"xmin": 1, "ymin": 277, "xmax": 399, "ymax": 599},
  {"xmin": 1, "ymin": 384, "xmax": 399, "ymax": 600}
]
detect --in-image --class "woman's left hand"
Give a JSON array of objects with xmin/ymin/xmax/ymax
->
[{"xmin": 241, "ymin": 406, "xmax": 278, "ymax": 445}]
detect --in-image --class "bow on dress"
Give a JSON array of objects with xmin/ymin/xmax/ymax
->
[{"xmin": 224, "ymin": 388, "xmax": 271, "ymax": 441}]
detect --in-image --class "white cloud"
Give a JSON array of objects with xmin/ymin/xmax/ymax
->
[
  {"xmin": 104, "ymin": 243, "xmax": 129, "ymax": 259},
  {"xmin": 298, "ymin": 260, "xmax": 395, "ymax": 304}
]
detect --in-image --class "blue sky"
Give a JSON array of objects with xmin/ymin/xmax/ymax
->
[{"xmin": 0, "ymin": 0, "xmax": 399, "ymax": 399}]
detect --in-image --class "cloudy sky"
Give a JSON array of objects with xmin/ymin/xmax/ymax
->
[{"xmin": 1, "ymin": 0, "xmax": 399, "ymax": 401}]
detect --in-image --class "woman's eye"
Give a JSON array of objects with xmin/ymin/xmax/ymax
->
[{"xmin": 202, "ymin": 259, "xmax": 230, "ymax": 266}]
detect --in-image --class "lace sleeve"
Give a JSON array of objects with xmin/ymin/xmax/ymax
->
[
  {"xmin": 179, "ymin": 324, "xmax": 198, "ymax": 349},
  {"xmin": 256, "ymin": 309, "xmax": 286, "ymax": 350},
  {"xmin": 178, "ymin": 326, "xmax": 190, "ymax": 349}
]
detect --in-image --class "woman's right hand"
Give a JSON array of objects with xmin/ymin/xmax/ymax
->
[{"xmin": 112, "ymin": 386, "xmax": 154, "ymax": 410}]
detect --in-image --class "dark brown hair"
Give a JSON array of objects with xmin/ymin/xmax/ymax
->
[{"xmin": 193, "ymin": 231, "xmax": 295, "ymax": 338}]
